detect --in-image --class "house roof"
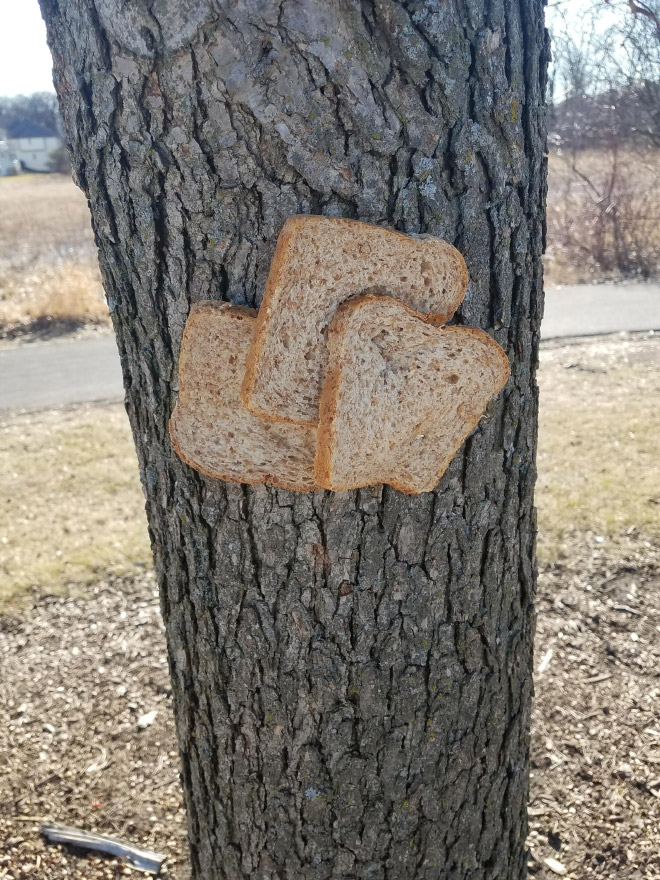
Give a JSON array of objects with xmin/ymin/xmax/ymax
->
[{"xmin": 7, "ymin": 120, "xmax": 59, "ymax": 139}]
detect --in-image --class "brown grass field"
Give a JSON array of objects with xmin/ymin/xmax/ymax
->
[
  {"xmin": 545, "ymin": 147, "xmax": 660, "ymax": 284},
  {"xmin": 0, "ymin": 174, "xmax": 108, "ymax": 336}
]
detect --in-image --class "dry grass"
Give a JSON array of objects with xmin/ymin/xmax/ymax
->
[
  {"xmin": 0, "ymin": 404, "xmax": 151, "ymax": 603},
  {"xmin": 1, "ymin": 334, "xmax": 658, "ymax": 606},
  {"xmin": 0, "ymin": 175, "xmax": 109, "ymax": 335},
  {"xmin": 537, "ymin": 333, "xmax": 660, "ymax": 557},
  {"xmin": 544, "ymin": 148, "xmax": 660, "ymax": 285}
]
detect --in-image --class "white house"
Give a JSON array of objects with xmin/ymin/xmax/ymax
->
[
  {"xmin": 0, "ymin": 138, "xmax": 20, "ymax": 176},
  {"xmin": 6, "ymin": 120, "xmax": 62, "ymax": 173}
]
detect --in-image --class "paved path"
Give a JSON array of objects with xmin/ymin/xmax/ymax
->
[
  {"xmin": 542, "ymin": 283, "xmax": 660, "ymax": 339},
  {"xmin": 0, "ymin": 335, "xmax": 123, "ymax": 413},
  {"xmin": 1, "ymin": 283, "xmax": 658, "ymax": 413}
]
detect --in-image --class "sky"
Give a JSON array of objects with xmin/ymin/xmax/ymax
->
[
  {"xmin": 0, "ymin": 0, "xmax": 598, "ymax": 100},
  {"xmin": 0, "ymin": 0, "xmax": 55, "ymax": 97}
]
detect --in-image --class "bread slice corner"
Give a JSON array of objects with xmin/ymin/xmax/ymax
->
[{"xmin": 170, "ymin": 300, "xmax": 318, "ymax": 492}]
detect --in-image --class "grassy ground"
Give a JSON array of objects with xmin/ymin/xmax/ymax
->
[
  {"xmin": 0, "ymin": 174, "xmax": 108, "ymax": 336},
  {"xmin": 537, "ymin": 333, "xmax": 660, "ymax": 553},
  {"xmin": 0, "ymin": 406, "xmax": 150, "ymax": 602},
  {"xmin": 1, "ymin": 333, "xmax": 658, "ymax": 606}
]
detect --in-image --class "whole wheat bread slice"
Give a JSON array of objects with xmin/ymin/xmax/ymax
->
[
  {"xmin": 316, "ymin": 295, "xmax": 510, "ymax": 494},
  {"xmin": 242, "ymin": 216, "xmax": 468, "ymax": 427},
  {"xmin": 170, "ymin": 302, "xmax": 317, "ymax": 491}
]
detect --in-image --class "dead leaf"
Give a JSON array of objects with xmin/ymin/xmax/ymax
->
[{"xmin": 137, "ymin": 710, "xmax": 157, "ymax": 729}]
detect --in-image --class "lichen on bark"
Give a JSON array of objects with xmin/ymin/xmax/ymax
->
[{"xmin": 40, "ymin": 0, "xmax": 548, "ymax": 877}]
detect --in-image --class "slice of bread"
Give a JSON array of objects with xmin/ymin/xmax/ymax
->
[
  {"xmin": 170, "ymin": 302, "xmax": 317, "ymax": 491},
  {"xmin": 242, "ymin": 216, "xmax": 468, "ymax": 427},
  {"xmin": 315, "ymin": 295, "xmax": 510, "ymax": 494}
]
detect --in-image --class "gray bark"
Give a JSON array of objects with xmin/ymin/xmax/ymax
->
[{"xmin": 39, "ymin": 2, "xmax": 548, "ymax": 878}]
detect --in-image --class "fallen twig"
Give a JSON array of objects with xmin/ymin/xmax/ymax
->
[
  {"xmin": 612, "ymin": 604, "xmax": 642, "ymax": 616},
  {"xmin": 584, "ymin": 672, "xmax": 613, "ymax": 684},
  {"xmin": 579, "ymin": 708, "xmax": 605, "ymax": 721},
  {"xmin": 41, "ymin": 823, "xmax": 166, "ymax": 874}
]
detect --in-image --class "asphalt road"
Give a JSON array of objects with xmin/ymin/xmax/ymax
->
[
  {"xmin": 1, "ymin": 283, "xmax": 658, "ymax": 414},
  {"xmin": 542, "ymin": 283, "xmax": 660, "ymax": 339},
  {"xmin": 0, "ymin": 335, "xmax": 123, "ymax": 413}
]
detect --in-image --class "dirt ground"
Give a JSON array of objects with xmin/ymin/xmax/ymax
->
[
  {"xmin": 1, "ymin": 334, "xmax": 659, "ymax": 878},
  {"xmin": 529, "ymin": 537, "xmax": 660, "ymax": 879},
  {"xmin": 0, "ymin": 573, "xmax": 190, "ymax": 879},
  {"xmin": 2, "ymin": 540, "xmax": 658, "ymax": 880}
]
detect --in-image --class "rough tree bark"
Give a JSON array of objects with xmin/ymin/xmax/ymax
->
[{"xmin": 40, "ymin": 2, "xmax": 547, "ymax": 877}]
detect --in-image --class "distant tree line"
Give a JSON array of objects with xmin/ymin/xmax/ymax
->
[
  {"xmin": 550, "ymin": 83, "xmax": 660, "ymax": 150},
  {"xmin": 548, "ymin": 0, "xmax": 660, "ymax": 150},
  {"xmin": 0, "ymin": 92, "xmax": 61, "ymax": 136},
  {"xmin": 546, "ymin": 0, "xmax": 660, "ymax": 279}
]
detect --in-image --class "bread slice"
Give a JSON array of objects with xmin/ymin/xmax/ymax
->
[
  {"xmin": 315, "ymin": 295, "xmax": 510, "ymax": 494},
  {"xmin": 242, "ymin": 216, "xmax": 468, "ymax": 427},
  {"xmin": 170, "ymin": 302, "xmax": 317, "ymax": 491}
]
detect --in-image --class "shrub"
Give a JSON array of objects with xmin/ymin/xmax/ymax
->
[
  {"xmin": 546, "ymin": 146, "xmax": 660, "ymax": 282},
  {"xmin": 47, "ymin": 147, "xmax": 71, "ymax": 174}
]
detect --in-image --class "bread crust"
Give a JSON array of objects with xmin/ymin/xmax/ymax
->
[
  {"xmin": 315, "ymin": 294, "xmax": 510, "ymax": 494},
  {"xmin": 170, "ymin": 424, "xmax": 316, "ymax": 492},
  {"xmin": 241, "ymin": 215, "xmax": 469, "ymax": 427},
  {"xmin": 240, "ymin": 217, "xmax": 314, "ymax": 425},
  {"xmin": 170, "ymin": 300, "xmax": 318, "ymax": 492}
]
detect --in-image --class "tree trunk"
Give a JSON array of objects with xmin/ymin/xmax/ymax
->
[{"xmin": 40, "ymin": 2, "xmax": 548, "ymax": 877}]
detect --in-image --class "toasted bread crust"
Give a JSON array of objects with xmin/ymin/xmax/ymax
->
[
  {"xmin": 241, "ymin": 215, "xmax": 469, "ymax": 427},
  {"xmin": 315, "ymin": 294, "xmax": 510, "ymax": 494},
  {"xmin": 170, "ymin": 300, "xmax": 318, "ymax": 492}
]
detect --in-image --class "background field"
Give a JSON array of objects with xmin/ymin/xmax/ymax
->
[
  {"xmin": 1, "ymin": 156, "xmax": 659, "ymax": 340},
  {"xmin": 0, "ymin": 175, "xmax": 107, "ymax": 337},
  {"xmin": 545, "ymin": 148, "xmax": 660, "ymax": 285}
]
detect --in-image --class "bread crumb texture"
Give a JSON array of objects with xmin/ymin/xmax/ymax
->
[
  {"xmin": 243, "ymin": 215, "xmax": 468, "ymax": 426},
  {"xmin": 315, "ymin": 295, "xmax": 510, "ymax": 494},
  {"xmin": 169, "ymin": 302, "xmax": 318, "ymax": 491},
  {"xmin": 171, "ymin": 219, "xmax": 508, "ymax": 495}
]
